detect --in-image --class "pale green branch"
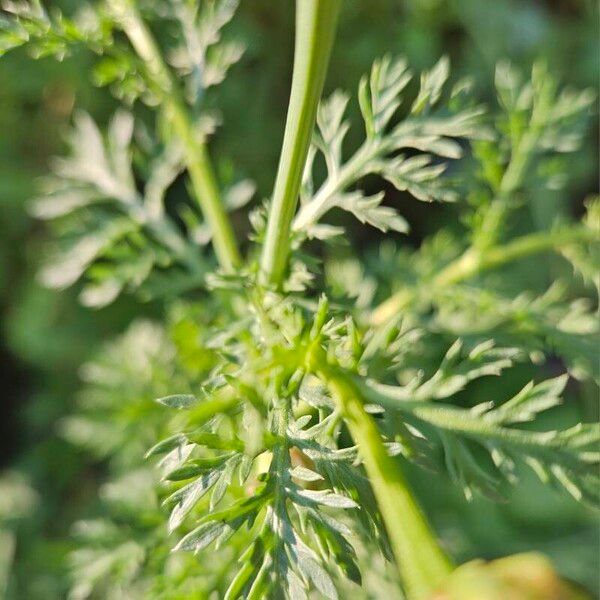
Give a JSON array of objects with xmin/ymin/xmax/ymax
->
[
  {"xmin": 372, "ymin": 227, "xmax": 598, "ymax": 326},
  {"xmin": 113, "ymin": 0, "xmax": 241, "ymax": 271}
]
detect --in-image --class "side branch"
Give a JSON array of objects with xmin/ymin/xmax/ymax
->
[
  {"xmin": 114, "ymin": 0, "xmax": 241, "ymax": 271},
  {"xmin": 372, "ymin": 227, "xmax": 597, "ymax": 326}
]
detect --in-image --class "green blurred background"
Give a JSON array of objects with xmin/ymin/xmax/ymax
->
[{"xmin": 0, "ymin": 0, "xmax": 598, "ymax": 597}]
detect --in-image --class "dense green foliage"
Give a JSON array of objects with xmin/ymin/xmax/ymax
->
[{"xmin": 0, "ymin": 1, "xmax": 598, "ymax": 599}]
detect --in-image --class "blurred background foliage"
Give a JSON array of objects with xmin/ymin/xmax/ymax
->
[{"xmin": 0, "ymin": 0, "xmax": 597, "ymax": 597}]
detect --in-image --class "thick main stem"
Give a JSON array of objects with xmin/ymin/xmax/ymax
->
[
  {"xmin": 318, "ymin": 364, "xmax": 453, "ymax": 599},
  {"xmin": 259, "ymin": 0, "xmax": 341, "ymax": 286},
  {"xmin": 115, "ymin": 0, "xmax": 241, "ymax": 271}
]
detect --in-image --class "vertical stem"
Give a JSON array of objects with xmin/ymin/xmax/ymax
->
[
  {"xmin": 259, "ymin": 0, "xmax": 341, "ymax": 287},
  {"xmin": 114, "ymin": 0, "xmax": 241, "ymax": 271},
  {"xmin": 319, "ymin": 365, "xmax": 453, "ymax": 600}
]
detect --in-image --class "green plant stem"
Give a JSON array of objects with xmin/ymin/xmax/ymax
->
[
  {"xmin": 114, "ymin": 0, "xmax": 240, "ymax": 271},
  {"xmin": 259, "ymin": 0, "xmax": 341, "ymax": 287},
  {"xmin": 372, "ymin": 226, "xmax": 597, "ymax": 326},
  {"xmin": 317, "ymin": 362, "xmax": 453, "ymax": 599}
]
